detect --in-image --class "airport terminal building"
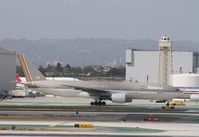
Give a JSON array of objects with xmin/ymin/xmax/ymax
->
[
  {"xmin": 126, "ymin": 49, "xmax": 199, "ymax": 84},
  {"xmin": 0, "ymin": 47, "xmax": 16, "ymax": 92}
]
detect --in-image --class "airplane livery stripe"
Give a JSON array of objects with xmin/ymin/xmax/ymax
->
[
  {"xmin": 17, "ymin": 54, "xmax": 29, "ymax": 82},
  {"xmin": 17, "ymin": 54, "xmax": 27, "ymax": 81},
  {"xmin": 17, "ymin": 54, "xmax": 32, "ymax": 85}
]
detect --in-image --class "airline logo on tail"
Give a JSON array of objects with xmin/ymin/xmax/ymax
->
[
  {"xmin": 16, "ymin": 74, "xmax": 22, "ymax": 83},
  {"xmin": 17, "ymin": 54, "xmax": 32, "ymax": 85},
  {"xmin": 17, "ymin": 53, "xmax": 46, "ymax": 86}
]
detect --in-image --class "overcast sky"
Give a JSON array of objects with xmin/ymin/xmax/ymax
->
[{"xmin": 0, "ymin": 0, "xmax": 198, "ymax": 42}]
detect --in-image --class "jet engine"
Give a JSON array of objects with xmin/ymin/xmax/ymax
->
[
  {"xmin": 190, "ymin": 94, "xmax": 199, "ymax": 102},
  {"xmin": 111, "ymin": 93, "xmax": 132, "ymax": 103}
]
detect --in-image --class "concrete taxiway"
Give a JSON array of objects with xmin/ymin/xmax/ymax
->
[
  {"xmin": 0, "ymin": 110, "xmax": 199, "ymax": 123},
  {"xmin": 0, "ymin": 96, "xmax": 198, "ymax": 111},
  {"xmin": 0, "ymin": 121, "xmax": 199, "ymax": 136},
  {"xmin": 0, "ymin": 97, "xmax": 199, "ymax": 136}
]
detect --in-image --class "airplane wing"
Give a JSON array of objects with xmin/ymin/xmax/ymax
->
[{"xmin": 63, "ymin": 84, "xmax": 112, "ymax": 100}]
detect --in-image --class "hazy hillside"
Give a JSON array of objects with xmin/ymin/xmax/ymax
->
[{"xmin": 0, "ymin": 38, "xmax": 199, "ymax": 66}]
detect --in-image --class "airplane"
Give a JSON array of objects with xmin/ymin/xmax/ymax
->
[
  {"xmin": 16, "ymin": 74, "xmax": 22, "ymax": 83},
  {"xmin": 17, "ymin": 53, "xmax": 192, "ymax": 106},
  {"xmin": 16, "ymin": 74, "xmax": 27, "ymax": 89}
]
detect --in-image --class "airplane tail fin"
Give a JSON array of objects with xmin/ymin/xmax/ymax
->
[
  {"xmin": 16, "ymin": 74, "xmax": 22, "ymax": 83},
  {"xmin": 17, "ymin": 54, "xmax": 46, "ymax": 84}
]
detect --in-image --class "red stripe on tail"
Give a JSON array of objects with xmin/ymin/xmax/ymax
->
[{"xmin": 16, "ymin": 74, "xmax": 22, "ymax": 83}]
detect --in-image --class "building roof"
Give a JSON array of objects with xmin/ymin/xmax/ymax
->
[
  {"xmin": 127, "ymin": 48, "xmax": 199, "ymax": 54},
  {"xmin": 0, "ymin": 47, "xmax": 16, "ymax": 55}
]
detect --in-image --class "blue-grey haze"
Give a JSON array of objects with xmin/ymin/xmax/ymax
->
[
  {"xmin": 0, "ymin": 0, "xmax": 198, "ymax": 42},
  {"xmin": 1, "ymin": 39, "xmax": 199, "ymax": 66}
]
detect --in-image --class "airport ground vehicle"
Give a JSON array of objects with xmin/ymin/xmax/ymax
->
[
  {"xmin": 170, "ymin": 101, "xmax": 186, "ymax": 106},
  {"xmin": 162, "ymin": 102, "xmax": 175, "ymax": 109},
  {"xmin": 156, "ymin": 100, "xmax": 167, "ymax": 103},
  {"xmin": 144, "ymin": 117, "xmax": 160, "ymax": 121},
  {"xmin": 161, "ymin": 98, "xmax": 187, "ymax": 109},
  {"xmin": 162, "ymin": 105, "xmax": 175, "ymax": 109}
]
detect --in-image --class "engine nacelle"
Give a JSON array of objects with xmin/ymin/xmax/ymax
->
[
  {"xmin": 111, "ymin": 93, "xmax": 132, "ymax": 103},
  {"xmin": 190, "ymin": 94, "xmax": 199, "ymax": 102}
]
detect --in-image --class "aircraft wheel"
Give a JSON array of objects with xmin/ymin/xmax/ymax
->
[
  {"xmin": 97, "ymin": 101, "xmax": 102, "ymax": 106},
  {"xmin": 91, "ymin": 101, "xmax": 106, "ymax": 106},
  {"xmin": 90, "ymin": 102, "xmax": 94, "ymax": 105}
]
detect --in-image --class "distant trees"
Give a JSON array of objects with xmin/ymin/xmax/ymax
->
[
  {"xmin": 16, "ymin": 62, "xmax": 125, "ymax": 78},
  {"xmin": 106, "ymin": 67, "xmax": 125, "ymax": 77},
  {"xmin": 38, "ymin": 65, "xmax": 46, "ymax": 74},
  {"xmin": 64, "ymin": 64, "xmax": 72, "ymax": 73},
  {"xmin": 56, "ymin": 62, "xmax": 63, "ymax": 72}
]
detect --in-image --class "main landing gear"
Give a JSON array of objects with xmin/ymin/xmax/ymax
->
[{"xmin": 90, "ymin": 101, "xmax": 106, "ymax": 106}]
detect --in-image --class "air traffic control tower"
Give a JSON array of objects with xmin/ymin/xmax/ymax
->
[{"xmin": 158, "ymin": 35, "xmax": 173, "ymax": 85}]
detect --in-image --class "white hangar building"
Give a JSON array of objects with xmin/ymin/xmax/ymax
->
[
  {"xmin": 0, "ymin": 47, "xmax": 16, "ymax": 92},
  {"xmin": 172, "ymin": 74, "xmax": 199, "ymax": 88},
  {"xmin": 126, "ymin": 49, "xmax": 199, "ymax": 84}
]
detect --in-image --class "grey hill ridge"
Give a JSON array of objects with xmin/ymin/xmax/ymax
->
[{"xmin": 1, "ymin": 38, "xmax": 199, "ymax": 66}]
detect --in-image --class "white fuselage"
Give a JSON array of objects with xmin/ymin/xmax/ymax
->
[{"xmin": 29, "ymin": 80, "xmax": 190, "ymax": 101}]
